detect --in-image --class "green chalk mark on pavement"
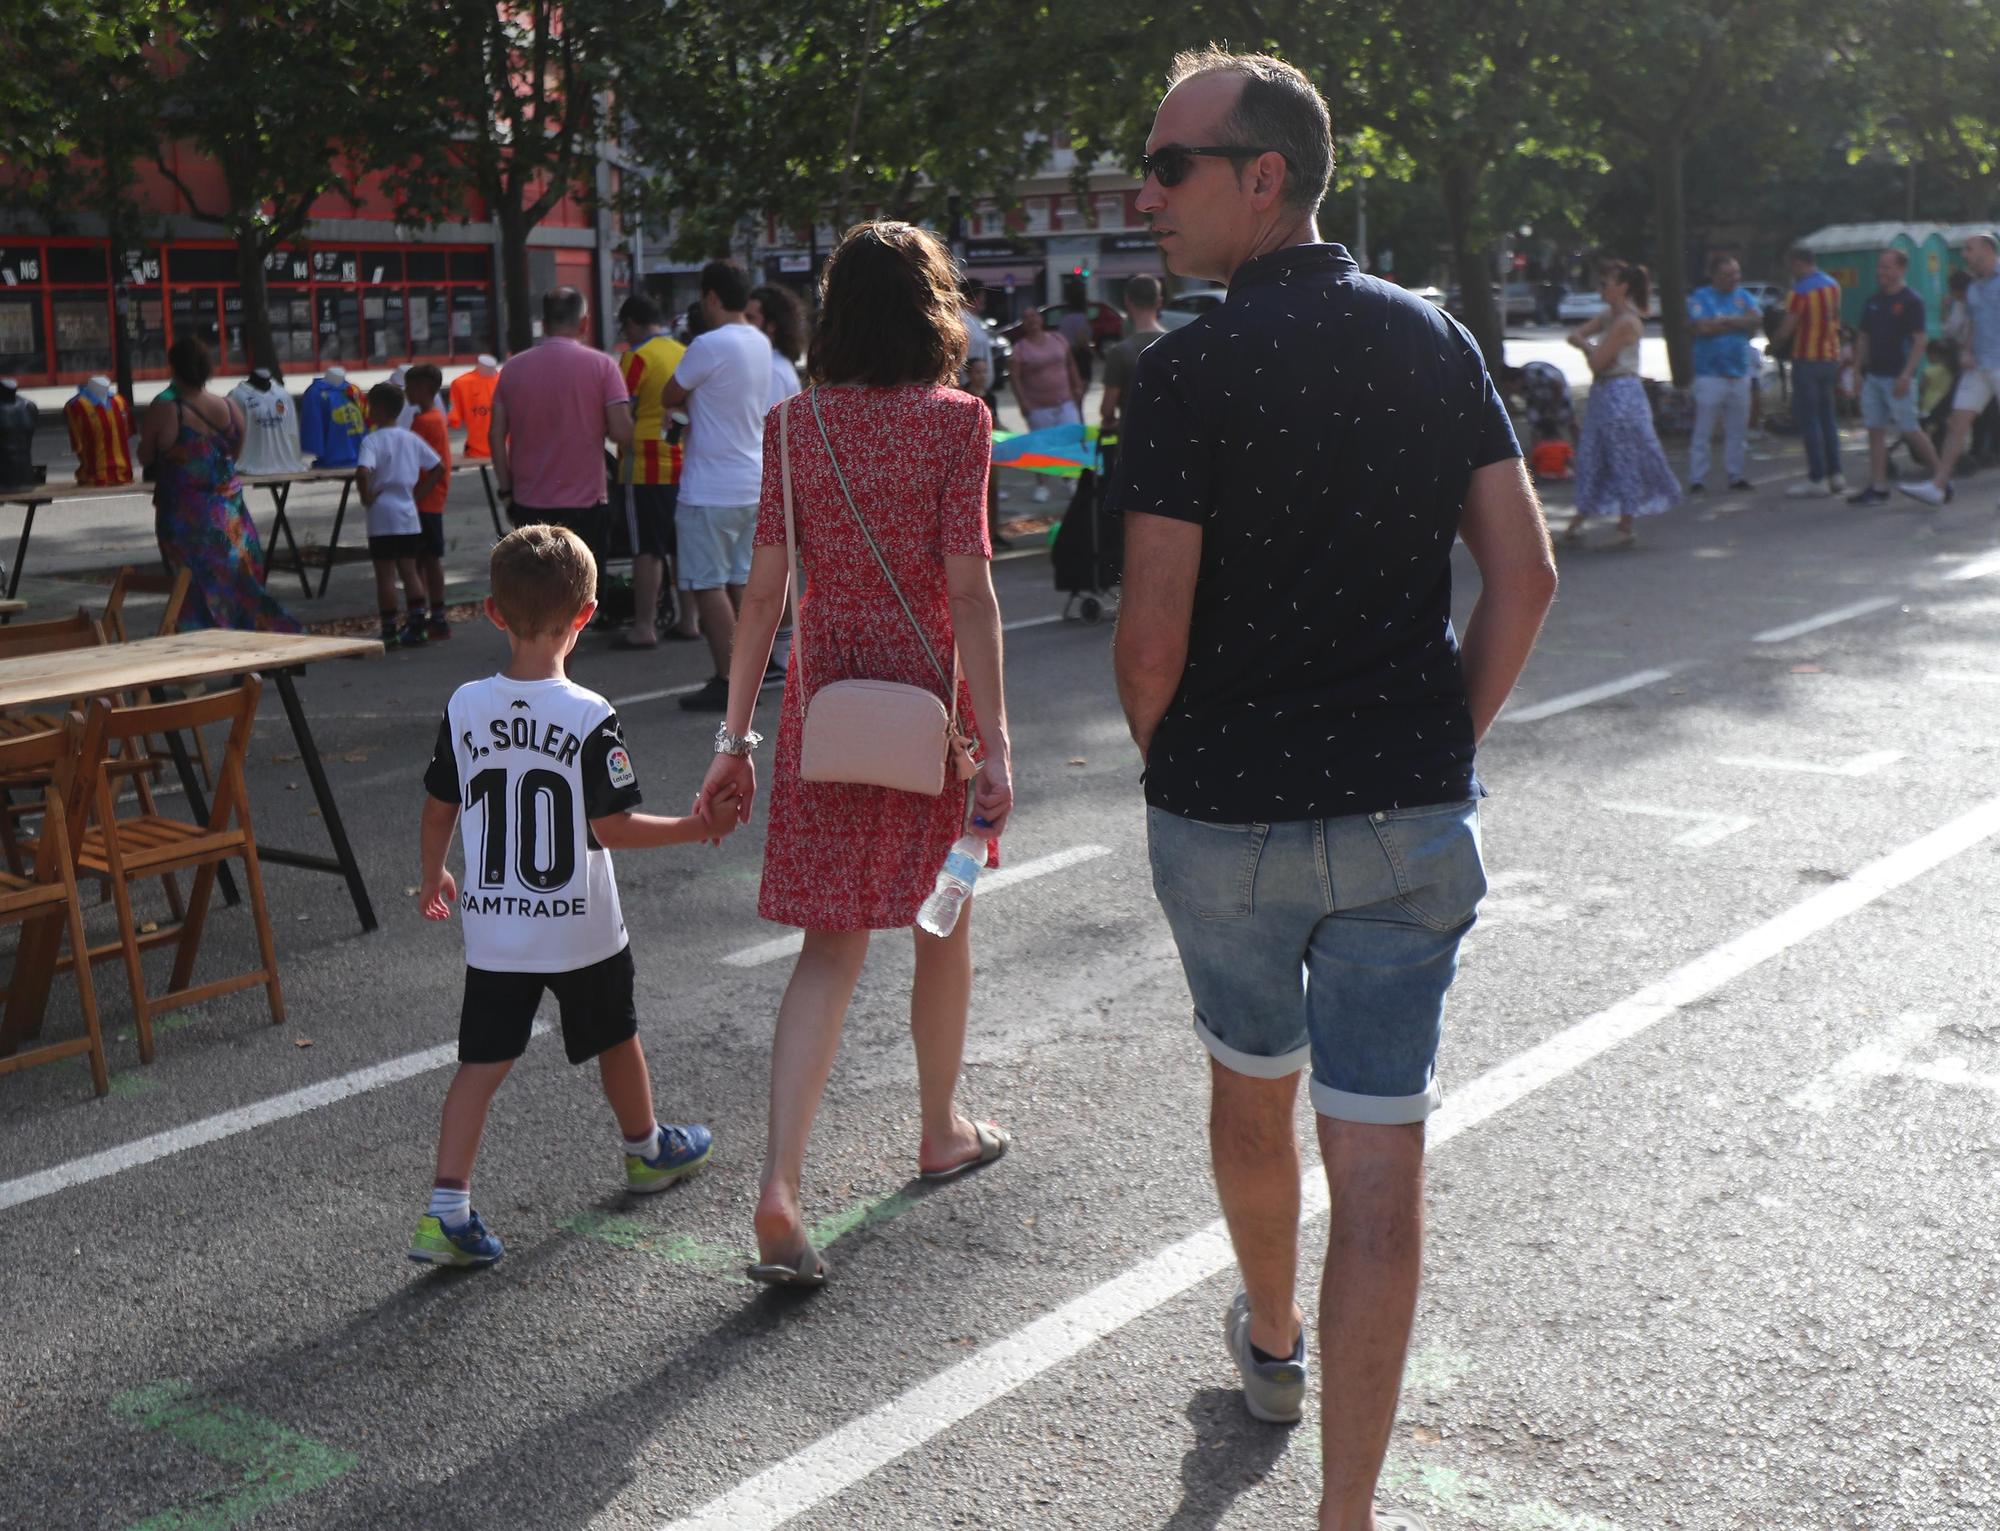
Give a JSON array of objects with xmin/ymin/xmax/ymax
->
[
  {"xmin": 108, "ymin": 1072, "xmax": 161, "ymax": 1098},
  {"xmin": 564, "ymin": 1189, "xmax": 921, "ymax": 1280},
  {"xmin": 1402, "ymin": 1346, "xmax": 1476, "ymax": 1395},
  {"xmin": 109, "ymin": 1380, "xmax": 356, "ymax": 1531},
  {"xmin": 809, "ymin": 1189, "xmax": 919, "ymax": 1247}
]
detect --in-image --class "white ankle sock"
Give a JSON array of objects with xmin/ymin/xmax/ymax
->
[
  {"xmin": 428, "ymin": 1183, "xmax": 470, "ymax": 1229},
  {"xmin": 624, "ymin": 1124, "xmax": 662, "ymax": 1161}
]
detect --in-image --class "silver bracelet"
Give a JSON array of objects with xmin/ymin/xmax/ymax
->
[{"xmin": 713, "ymin": 723, "xmax": 764, "ymax": 757}]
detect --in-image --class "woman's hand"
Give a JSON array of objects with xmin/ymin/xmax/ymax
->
[
  {"xmin": 697, "ymin": 751, "xmax": 757, "ymax": 831},
  {"xmin": 969, "ymin": 753, "xmax": 1013, "ymax": 841}
]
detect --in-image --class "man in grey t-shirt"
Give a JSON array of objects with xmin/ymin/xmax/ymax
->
[{"xmin": 1099, "ymin": 273, "xmax": 1167, "ymax": 437}]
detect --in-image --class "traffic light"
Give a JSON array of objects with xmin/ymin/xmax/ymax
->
[{"xmin": 1072, "ymin": 264, "xmax": 1092, "ymax": 278}]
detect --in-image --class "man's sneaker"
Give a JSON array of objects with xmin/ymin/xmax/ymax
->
[
  {"xmin": 399, "ymin": 621, "xmax": 430, "ymax": 648},
  {"xmin": 1374, "ymin": 1510, "xmax": 1432, "ymax": 1531},
  {"xmin": 1685, "ymin": 481, "xmax": 1706, "ymax": 495},
  {"xmin": 1898, "ymin": 479, "xmax": 1951, "ymax": 507},
  {"xmin": 677, "ymin": 675, "xmax": 730, "ymax": 712},
  {"xmin": 408, "ymin": 1211, "xmax": 503, "ymax": 1268},
  {"xmin": 1828, "ymin": 474, "xmax": 1847, "ymax": 494},
  {"xmin": 1728, "ymin": 477, "xmax": 1755, "ymax": 491},
  {"xmin": 626, "ymin": 1123, "xmax": 714, "ymax": 1193},
  {"xmin": 1224, "ymin": 1288, "xmax": 1307, "ymax": 1424},
  {"xmin": 1847, "ymin": 486, "xmax": 1891, "ymax": 506},
  {"xmin": 427, "ymin": 617, "xmax": 452, "ymax": 641},
  {"xmin": 1786, "ymin": 479, "xmax": 1829, "ymax": 499}
]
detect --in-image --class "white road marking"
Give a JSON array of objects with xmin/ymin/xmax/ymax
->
[
  {"xmin": 1923, "ymin": 669, "xmax": 2000, "ymax": 686},
  {"xmin": 1716, "ymin": 749, "xmax": 1903, "ymax": 778},
  {"xmin": 1788, "ymin": 1011, "xmax": 1945, "ymax": 1111},
  {"xmin": 1944, "ymin": 550, "xmax": 2000, "ymax": 582},
  {"xmin": 0, "ymin": 1025, "xmax": 550, "ymax": 1214},
  {"xmin": 1751, "ymin": 596, "xmax": 1899, "ymax": 644},
  {"xmin": 655, "ymin": 794, "xmax": 2000, "ymax": 1531},
  {"xmin": 719, "ymin": 845, "xmax": 1112, "ymax": 969},
  {"xmin": 1600, "ymin": 801, "xmax": 1758, "ymax": 849},
  {"xmin": 1499, "ymin": 668, "xmax": 1676, "ymax": 724}
]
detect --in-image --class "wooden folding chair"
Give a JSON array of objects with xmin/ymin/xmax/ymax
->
[
  {"xmin": 66, "ymin": 678, "xmax": 283, "ymax": 1063},
  {"xmin": 0, "ymin": 725, "xmax": 109, "ymax": 1097},
  {"xmin": 0, "ymin": 611, "xmax": 109, "ymax": 876},
  {"xmin": 102, "ymin": 566, "xmax": 193, "ymax": 644}
]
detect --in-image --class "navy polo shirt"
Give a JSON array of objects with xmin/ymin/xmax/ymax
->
[{"xmin": 1105, "ymin": 242, "xmax": 1519, "ymax": 824}]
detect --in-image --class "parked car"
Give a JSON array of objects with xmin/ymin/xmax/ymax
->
[
  {"xmin": 1444, "ymin": 283, "xmax": 1541, "ymax": 325},
  {"xmin": 1557, "ymin": 289, "xmax": 1609, "ymax": 324},
  {"xmin": 1738, "ymin": 280, "xmax": 1786, "ymax": 315},
  {"xmin": 1407, "ymin": 285, "xmax": 1448, "ymax": 308},
  {"xmin": 1158, "ymin": 285, "xmax": 1229, "ymax": 330},
  {"xmin": 1000, "ymin": 301, "xmax": 1125, "ymax": 350}
]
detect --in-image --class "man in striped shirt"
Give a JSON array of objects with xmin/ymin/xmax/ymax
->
[{"xmin": 1777, "ymin": 245, "xmax": 1847, "ymax": 499}]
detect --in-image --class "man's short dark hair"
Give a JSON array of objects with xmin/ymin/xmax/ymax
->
[
  {"xmin": 1166, "ymin": 49, "xmax": 1334, "ymax": 216},
  {"xmin": 1707, "ymin": 252, "xmax": 1740, "ymax": 274},
  {"xmin": 405, "ymin": 363, "xmax": 443, "ymax": 395},
  {"xmin": 618, "ymin": 293, "xmax": 660, "ymax": 329},
  {"xmin": 1882, "ymin": 247, "xmax": 1910, "ymax": 270},
  {"xmin": 1125, "ymin": 274, "xmax": 1163, "ymax": 309},
  {"xmin": 1788, "ymin": 246, "xmax": 1816, "ymax": 267},
  {"xmin": 701, "ymin": 261, "xmax": 750, "ymax": 313},
  {"xmin": 543, "ymin": 285, "xmax": 586, "ymax": 331},
  {"xmin": 958, "ymin": 274, "xmax": 985, "ymax": 305}
]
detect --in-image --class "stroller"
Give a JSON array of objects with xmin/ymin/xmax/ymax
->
[{"xmin": 1050, "ymin": 445, "xmax": 1123, "ymax": 624}]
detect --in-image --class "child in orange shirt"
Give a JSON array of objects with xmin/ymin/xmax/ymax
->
[
  {"xmin": 405, "ymin": 364, "xmax": 453, "ymax": 641},
  {"xmin": 1530, "ymin": 424, "xmax": 1574, "ymax": 482}
]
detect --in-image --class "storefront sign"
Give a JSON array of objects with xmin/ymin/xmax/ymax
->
[
  {"xmin": 1101, "ymin": 233, "xmax": 1158, "ymax": 254},
  {"xmin": 966, "ymin": 239, "xmax": 1027, "ymax": 261}
]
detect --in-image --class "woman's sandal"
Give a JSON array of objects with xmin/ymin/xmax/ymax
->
[
  {"xmin": 747, "ymin": 1241, "xmax": 829, "ymax": 1288},
  {"xmin": 919, "ymin": 1121, "xmax": 1012, "ymax": 1182}
]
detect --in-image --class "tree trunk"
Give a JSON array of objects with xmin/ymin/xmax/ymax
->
[
  {"xmin": 1652, "ymin": 133, "xmax": 1691, "ymax": 388},
  {"xmin": 497, "ymin": 202, "xmax": 533, "ymax": 356},
  {"xmin": 1439, "ymin": 158, "xmax": 1503, "ymax": 368},
  {"xmin": 233, "ymin": 229, "xmax": 281, "ymax": 379}
]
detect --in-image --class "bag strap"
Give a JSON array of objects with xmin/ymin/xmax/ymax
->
[
  {"xmin": 806, "ymin": 387, "xmax": 963, "ymax": 722},
  {"xmin": 780, "ymin": 401, "xmax": 811, "ymax": 698}
]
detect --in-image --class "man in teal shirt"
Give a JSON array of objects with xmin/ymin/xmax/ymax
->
[{"xmin": 1685, "ymin": 254, "xmax": 1764, "ymax": 493}]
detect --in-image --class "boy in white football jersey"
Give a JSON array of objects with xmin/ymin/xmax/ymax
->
[{"xmin": 411, "ymin": 524, "xmax": 740, "ymax": 1267}]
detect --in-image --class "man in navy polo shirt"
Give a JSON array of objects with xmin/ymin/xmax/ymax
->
[
  {"xmin": 1110, "ymin": 47, "xmax": 1557, "ymax": 1531},
  {"xmin": 1850, "ymin": 248, "xmax": 1939, "ymax": 505}
]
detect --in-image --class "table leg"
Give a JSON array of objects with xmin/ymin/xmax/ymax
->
[
  {"xmin": 151, "ymin": 692, "xmax": 242, "ymax": 909},
  {"xmin": 314, "ymin": 479, "xmax": 353, "ymax": 599},
  {"xmin": 479, "ymin": 464, "xmax": 504, "ymax": 538},
  {"xmin": 270, "ymin": 667, "xmax": 377, "ymax": 933},
  {"xmin": 7, "ymin": 500, "xmax": 40, "ymax": 606},
  {"xmin": 262, "ymin": 482, "xmax": 312, "ymax": 599}
]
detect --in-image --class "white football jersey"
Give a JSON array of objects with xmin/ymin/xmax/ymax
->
[
  {"xmin": 424, "ymin": 675, "xmax": 642, "ymax": 972},
  {"xmin": 228, "ymin": 380, "xmax": 307, "ymax": 474}
]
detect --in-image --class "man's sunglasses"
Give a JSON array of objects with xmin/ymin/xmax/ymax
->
[{"xmin": 1140, "ymin": 143, "xmax": 1285, "ymax": 188}]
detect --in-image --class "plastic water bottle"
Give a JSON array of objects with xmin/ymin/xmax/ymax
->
[{"xmin": 916, "ymin": 834, "xmax": 985, "ymax": 937}]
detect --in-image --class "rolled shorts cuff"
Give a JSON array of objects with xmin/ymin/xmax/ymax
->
[
  {"xmin": 1192, "ymin": 1011, "xmax": 1310, "ymax": 1081},
  {"xmin": 1309, "ymin": 1074, "xmax": 1442, "ymax": 1125}
]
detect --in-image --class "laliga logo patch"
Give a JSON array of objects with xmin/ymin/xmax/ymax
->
[{"xmin": 607, "ymin": 745, "xmax": 636, "ymax": 789}]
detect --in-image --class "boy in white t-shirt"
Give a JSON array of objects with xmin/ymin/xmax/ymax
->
[
  {"xmin": 356, "ymin": 383, "xmax": 443, "ymax": 649},
  {"xmin": 412, "ymin": 525, "xmax": 741, "ymax": 1268}
]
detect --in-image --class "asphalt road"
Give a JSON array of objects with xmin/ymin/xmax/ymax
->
[{"xmin": 3, "ymin": 417, "xmax": 1999, "ymax": 1531}]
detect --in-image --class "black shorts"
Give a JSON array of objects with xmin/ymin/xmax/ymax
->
[
  {"xmin": 417, "ymin": 512, "xmax": 445, "ymax": 558},
  {"xmin": 459, "ymin": 944, "xmax": 638, "ymax": 1065},
  {"xmin": 369, "ymin": 532, "xmax": 426, "ymax": 560},
  {"xmin": 622, "ymin": 482, "xmax": 678, "ymax": 560}
]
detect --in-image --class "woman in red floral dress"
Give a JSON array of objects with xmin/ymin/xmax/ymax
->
[{"xmin": 699, "ymin": 223, "xmax": 1016, "ymax": 1286}]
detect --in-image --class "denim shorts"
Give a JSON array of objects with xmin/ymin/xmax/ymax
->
[
  {"xmin": 675, "ymin": 501, "xmax": 756, "ymax": 590},
  {"xmin": 1860, "ymin": 374, "xmax": 1919, "ymax": 433},
  {"xmin": 1147, "ymin": 801, "xmax": 1485, "ymax": 1124}
]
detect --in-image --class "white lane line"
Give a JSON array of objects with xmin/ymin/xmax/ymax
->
[
  {"xmin": 0, "ymin": 1024, "xmax": 550, "ymax": 1214},
  {"xmin": 718, "ymin": 845, "xmax": 1112, "ymax": 969},
  {"xmin": 1499, "ymin": 668, "xmax": 1675, "ymax": 724},
  {"xmin": 1788, "ymin": 1012, "xmax": 1943, "ymax": 1112},
  {"xmin": 1599, "ymin": 801, "xmax": 1757, "ymax": 849},
  {"xmin": 1945, "ymin": 550, "xmax": 2000, "ymax": 582},
  {"xmin": 1716, "ymin": 749, "xmax": 1903, "ymax": 778},
  {"xmin": 1924, "ymin": 669, "xmax": 2000, "ymax": 686},
  {"xmin": 1751, "ymin": 596, "xmax": 1899, "ymax": 644},
  {"xmin": 657, "ymin": 793, "xmax": 2000, "ymax": 1531}
]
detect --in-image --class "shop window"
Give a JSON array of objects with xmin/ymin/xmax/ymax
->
[
  {"xmin": 126, "ymin": 295, "xmax": 166, "ymax": 375},
  {"xmin": 312, "ymin": 250, "xmax": 362, "ymax": 284},
  {"xmin": 0, "ymin": 296, "xmax": 44, "ymax": 373},
  {"xmin": 54, "ymin": 294, "xmax": 115, "ymax": 375},
  {"xmin": 366, "ymin": 290, "xmax": 407, "ymax": 360},
  {"xmin": 450, "ymin": 291, "xmax": 492, "ymax": 356},
  {"xmin": 1025, "ymin": 198, "xmax": 1050, "ymax": 233},
  {"xmin": 49, "ymin": 245, "xmax": 107, "ymax": 284},
  {"xmin": 362, "ymin": 252, "xmax": 403, "ymax": 285},
  {"xmin": 170, "ymin": 288, "xmax": 221, "ymax": 348},
  {"xmin": 274, "ymin": 290, "xmax": 315, "ymax": 363},
  {"xmin": 406, "ymin": 250, "xmax": 448, "ymax": 281},
  {"xmin": 121, "ymin": 248, "xmax": 163, "ymax": 287},
  {"xmin": 266, "ymin": 247, "xmax": 311, "ymax": 284},
  {"xmin": 314, "ymin": 290, "xmax": 362, "ymax": 364},
  {"xmin": 408, "ymin": 289, "xmax": 448, "ymax": 353},
  {"xmin": 170, "ymin": 248, "xmax": 238, "ymax": 283},
  {"xmin": 1096, "ymin": 195, "xmax": 1125, "ymax": 229},
  {"xmin": 449, "ymin": 250, "xmax": 491, "ymax": 282}
]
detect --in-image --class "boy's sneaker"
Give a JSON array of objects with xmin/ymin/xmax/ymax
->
[
  {"xmin": 1786, "ymin": 478, "xmax": 1829, "ymax": 499},
  {"xmin": 1224, "ymin": 1288, "xmax": 1307, "ymax": 1424},
  {"xmin": 408, "ymin": 1211, "xmax": 503, "ymax": 1268},
  {"xmin": 378, "ymin": 629, "xmax": 404, "ymax": 651},
  {"xmin": 399, "ymin": 621, "xmax": 430, "ymax": 648},
  {"xmin": 626, "ymin": 1123, "xmax": 714, "ymax": 1193},
  {"xmin": 1728, "ymin": 477, "xmax": 1754, "ymax": 491},
  {"xmin": 427, "ymin": 617, "xmax": 452, "ymax": 641}
]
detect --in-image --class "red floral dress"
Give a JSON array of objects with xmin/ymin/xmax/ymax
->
[{"xmin": 756, "ymin": 384, "xmax": 995, "ymax": 930}]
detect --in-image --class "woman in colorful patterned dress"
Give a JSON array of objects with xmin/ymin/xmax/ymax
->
[
  {"xmin": 138, "ymin": 338, "xmax": 300, "ymax": 632},
  {"xmin": 699, "ymin": 223, "xmax": 1016, "ymax": 1287},
  {"xmin": 1566, "ymin": 261, "xmax": 1682, "ymax": 548}
]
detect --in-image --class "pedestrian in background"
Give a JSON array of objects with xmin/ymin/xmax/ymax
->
[
  {"xmin": 1685, "ymin": 254, "xmax": 1762, "ymax": 494},
  {"xmin": 1776, "ymin": 245, "xmax": 1846, "ymax": 499},
  {"xmin": 1566, "ymin": 261, "xmax": 1680, "ymax": 547},
  {"xmin": 661, "ymin": 262, "xmax": 776, "ymax": 710},
  {"xmin": 612, "ymin": 293, "xmax": 687, "ymax": 649},
  {"xmin": 1113, "ymin": 49, "xmax": 1555, "ymax": 1531},
  {"xmin": 1099, "ymin": 273, "xmax": 1167, "ymax": 436},
  {"xmin": 1903, "ymin": 232, "xmax": 2000, "ymax": 507},
  {"xmin": 1009, "ymin": 305, "xmax": 1084, "ymax": 505},
  {"xmin": 748, "ymin": 284, "xmax": 807, "ymax": 409},
  {"xmin": 956, "ymin": 276, "xmax": 1009, "ymax": 545},
  {"xmin": 1059, "ymin": 276, "xmax": 1095, "ymax": 389},
  {"xmin": 696, "ymin": 221, "xmax": 1015, "ymax": 1289},
  {"xmin": 489, "ymin": 286, "xmax": 633, "ymax": 567},
  {"xmin": 1498, "ymin": 359, "xmax": 1576, "ymax": 446},
  {"xmin": 1849, "ymin": 248, "xmax": 1938, "ymax": 505}
]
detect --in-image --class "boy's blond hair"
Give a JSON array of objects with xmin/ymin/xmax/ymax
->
[{"xmin": 489, "ymin": 525, "xmax": 596, "ymax": 638}]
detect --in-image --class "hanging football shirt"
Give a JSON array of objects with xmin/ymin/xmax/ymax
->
[
  {"xmin": 297, "ymin": 376, "xmax": 368, "ymax": 468},
  {"xmin": 64, "ymin": 388, "xmax": 135, "ymax": 485},
  {"xmin": 228, "ymin": 380, "xmax": 308, "ymax": 475},
  {"xmin": 447, "ymin": 368, "xmax": 500, "ymax": 460},
  {"xmin": 422, "ymin": 675, "xmax": 640, "ymax": 972}
]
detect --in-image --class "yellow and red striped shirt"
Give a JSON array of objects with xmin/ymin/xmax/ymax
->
[
  {"xmin": 1787, "ymin": 272, "xmax": 1843, "ymax": 363},
  {"xmin": 620, "ymin": 332, "xmax": 686, "ymax": 486},
  {"xmin": 65, "ymin": 390, "xmax": 135, "ymax": 485}
]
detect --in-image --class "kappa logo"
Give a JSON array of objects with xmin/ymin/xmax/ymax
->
[{"xmin": 606, "ymin": 745, "xmax": 636, "ymax": 789}]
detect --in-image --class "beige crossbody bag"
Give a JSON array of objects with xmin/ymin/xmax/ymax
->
[{"xmin": 781, "ymin": 389, "xmax": 979, "ymax": 796}]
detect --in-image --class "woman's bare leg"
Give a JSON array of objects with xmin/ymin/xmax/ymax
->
[{"xmin": 911, "ymin": 907, "xmax": 984, "ymax": 1173}]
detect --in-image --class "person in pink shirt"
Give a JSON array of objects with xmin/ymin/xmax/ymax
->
[
  {"xmin": 1009, "ymin": 306, "xmax": 1085, "ymax": 431},
  {"xmin": 489, "ymin": 287, "xmax": 634, "ymax": 564}
]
